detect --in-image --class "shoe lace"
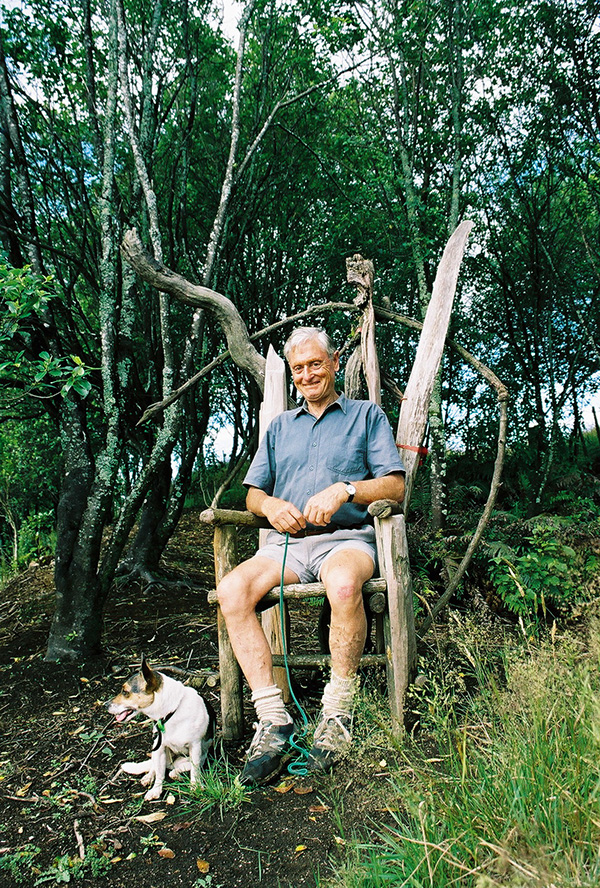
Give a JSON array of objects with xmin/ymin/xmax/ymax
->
[
  {"xmin": 247, "ymin": 721, "xmax": 288, "ymax": 760},
  {"xmin": 313, "ymin": 714, "xmax": 352, "ymax": 752}
]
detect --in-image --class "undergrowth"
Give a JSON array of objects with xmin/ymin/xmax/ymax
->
[{"xmin": 327, "ymin": 615, "xmax": 600, "ymax": 887}]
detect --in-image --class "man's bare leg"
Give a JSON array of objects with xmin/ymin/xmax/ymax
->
[
  {"xmin": 306, "ymin": 549, "xmax": 374, "ymax": 773},
  {"xmin": 217, "ymin": 555, "xmax": 300, "ymax": 690},
  {"xmin": 217, "ymin": 555, "xmax": 300, "ymax": 785},
  {"xmin": 320, "ymin": 549, "xmax": 373, "ymax": 676}
]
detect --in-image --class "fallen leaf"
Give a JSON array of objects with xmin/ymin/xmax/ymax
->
[
  {"xmin": 334, "ymin": 836, "xmax": 346, "ymax": 846},
  {"xmin": 135, "ymin": 811, "xmax": 167, "ymax": 824},
  {"xmin": 16, "ymin": 783, "xmax": 32, "ymax": 797},
  {"xmin": 293, "ymin": 784, "xmax": 313, "ymax": 795},
  {"xmin": 158, "ymin": 848, "xmax": 175, "ymax": 859},
  {"xmin": 197, "ymin": 859, "xmax": 210, "ymax": 873},
  {"xmin": 294, "ymin": 845, "xmax": 307, "ymax": 854},
  {"xmin": 165, "ymin": 793, "xmax": 176, "ymax": 805},
  {"xmin": 273, "ymin": 780, "xmax": 294, "ymax": 794},
  {"xmin": 111, "ymin": 857, "xmax": 122, "ymax": 863},
  {"xmin": 309, "ymin": 804, "xmax": 329, "ymax": 813},
  {"xmin": 80, "ymin": 677, "xmax": 89, "ymax": 683}
]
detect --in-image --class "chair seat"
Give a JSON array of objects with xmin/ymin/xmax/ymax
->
[{"xmin": 207, "ymin": 577, "xmax": 387, "ymax": 606}]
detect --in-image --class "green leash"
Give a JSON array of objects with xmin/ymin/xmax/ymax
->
[{"xmin": 279, "ymin": 532, "xmax": 310, "ymax": 776}]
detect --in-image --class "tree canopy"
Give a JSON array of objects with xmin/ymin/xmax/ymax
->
[{"xmin": 0, "ymin": 0, "xmax": 598, "ymax": 659}]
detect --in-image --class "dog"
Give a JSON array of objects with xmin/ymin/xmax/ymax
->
[{"xmin": 106, "ymin": 658, "xmax": 217, "ymax": 801}]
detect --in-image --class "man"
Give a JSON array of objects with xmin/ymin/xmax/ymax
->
[{"xmin": 217, "ymin": 327, "xmax": 405, "ymax": 785}]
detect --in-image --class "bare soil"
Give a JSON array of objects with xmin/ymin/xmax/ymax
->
[{"xmin": 0, "ymin": 514, "xmax": 403, "ymax": 888}]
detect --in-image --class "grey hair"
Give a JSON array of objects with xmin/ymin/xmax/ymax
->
[{"xmin": 283, "ymin": 327, "xmax": 335, "ymax": 361}]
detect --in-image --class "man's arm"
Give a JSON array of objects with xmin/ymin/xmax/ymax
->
[
  {"xmin": 246, "ymin": 487, "xmax": 307, "ymax": 534},
  {"xmin": 303, "ymin": 473, "xmax": 404, "ymax": 527}
]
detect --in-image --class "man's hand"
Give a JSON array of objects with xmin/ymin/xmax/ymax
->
[
  {"xmin": 259, "ymin": 495, "xmax": 307, "ymax": 534},
  {"xmin": 303, "ymin": 483, "xmax": 347, "ymax": 526}
]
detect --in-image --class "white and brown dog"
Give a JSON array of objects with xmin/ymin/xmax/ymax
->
[{"xmin": 106, "ymin": 658, "xmax": 216, "ymax": 801}]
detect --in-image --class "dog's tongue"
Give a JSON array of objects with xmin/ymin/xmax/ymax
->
[{"xmin": 115, "ymin": 710, "xmax": 132, "ymax": 723}]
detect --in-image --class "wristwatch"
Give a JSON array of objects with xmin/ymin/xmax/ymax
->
[{"xmin": 343, "ymin": 481, "xmax": 356, "ymax": 502}]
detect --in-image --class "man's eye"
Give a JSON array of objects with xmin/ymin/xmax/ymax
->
[{"xmin": 310, "ymin": 362, "xmax": 323, "ymax": 370}]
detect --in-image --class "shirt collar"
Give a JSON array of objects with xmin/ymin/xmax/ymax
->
[{"xmin": 292, "ymin": 392, "xmax": 347, "ymax": 418}]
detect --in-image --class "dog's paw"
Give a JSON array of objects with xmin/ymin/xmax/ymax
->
[
  {"xmin": 121, "ymin": 760, "xmax": 151, "ymax": 775},
  {"xmin": 144, "ymin": 785, "xmax": 163, "ymax": 801},
  {"xmin": 169, "ymin": 758, "xmax": 191, "ymax": 778},
  {"xmin": 140, "ymin": 771, "xmax": 156, "ymax": 787}
]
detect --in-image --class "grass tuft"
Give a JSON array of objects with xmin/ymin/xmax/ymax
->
[{"xmin": 326, "ymin": 621, "xmax": 600, "ymax": 887}]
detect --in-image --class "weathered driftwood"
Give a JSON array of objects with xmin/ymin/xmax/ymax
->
[
  {"xmin": 396, "ymin": 220, "xmax": 473, "ymax": 512},
  {"xmin": 368, "ymin": 499, "xmax": 403, "ymax": 519},
  {"xmin": 346, "ymin": 254, "xmax": 381, "ymax": 405},
  {"xmin": 200, "ymin": 507, "xmax": 268, "ymax": 528},
  {"xmin": 207, "ymin": 577, "xmax": 387, "ymax": 605},
  {"xmin": 213, "ymin": 524, "xmax": 243, "ymax": 739},
  {"xmin": 257, "ymin": 347, "xmax": 290, "ymax": 702},
  {"xmin": 271, "ymin": 653, "xmax": 387, "ymax": 668},
  {"xmin": 374, "ymin": 512, "xmax": 416, "ymax": 732}
]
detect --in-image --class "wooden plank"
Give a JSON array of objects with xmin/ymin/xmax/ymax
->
[
  {"xmin": 397, "ymin": 220, "xmax": 473, "ymax": 510},
  {"xmin": 374, "ymin": 513, "xmax": 416, "ymax": 737},
  {"xmin": 214, "ymin": 524, "xmax": 244, "ymax": 739},
  {"xmin": 272, "ymin": 653, "xmax": 387, "ymax": 668},
  {"xmin": 207, "ymin": 577, "xmax": 387, "ymax": 605},
  {"xmin": 257, "ymin": 346, "xmax": 291, "ymax": 700}
]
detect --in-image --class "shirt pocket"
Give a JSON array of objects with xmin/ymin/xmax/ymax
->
[{"xmin": 325, "ymin": 436, "xmax": 367, "ymax": 479}]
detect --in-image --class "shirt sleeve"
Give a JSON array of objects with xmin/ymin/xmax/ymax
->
[
  {"xmin": 243, "ymin": 423, "xmax": 276, "ymax": 494},
  {"xmin": 365, "ymin": 404, "xmax": 405, "ymax": 477}
]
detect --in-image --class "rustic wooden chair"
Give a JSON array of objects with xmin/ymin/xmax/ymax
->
[{"xmin": 201, "ymin": 221, "xmax": 473, "ymax": 740}]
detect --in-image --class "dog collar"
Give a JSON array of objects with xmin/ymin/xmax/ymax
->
[
  {"xmin": 156, "ymin": 709, "xmax": 177, "ymax": 732},
  {"xmin": 152, "ymin": 709, "xmax": 177, "ymax": 750}
]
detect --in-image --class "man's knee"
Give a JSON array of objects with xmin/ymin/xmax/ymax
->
[{"xmin": 216, "ymin": 569, "xmax": 248, "ymax": 618}]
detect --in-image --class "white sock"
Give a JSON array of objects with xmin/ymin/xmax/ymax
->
[
  {"xmin": 251, "ymin": 685, "xmax": 291, "ymax": 726},
  {"xmin": 321, "ymin": 670, "xmax": 359, "ymax": 718}
]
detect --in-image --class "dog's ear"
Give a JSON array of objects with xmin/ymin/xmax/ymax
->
[
  {"xmin": 142, "ymin": 657, "xmax": 153, "ymax": 682},
  {"xmin": 141, "ymin": 657, "xmax": 161, "ymax": 692}
]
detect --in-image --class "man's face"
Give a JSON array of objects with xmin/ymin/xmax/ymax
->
[{"xmin": 288, "ymin": 339, "xmax": 339, "ymax": 407}]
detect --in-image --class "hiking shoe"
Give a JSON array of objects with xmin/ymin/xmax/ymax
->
[
  {"xmin": 305, "ymin": 713, "xmax": 352, "ymax": 774},
  {"xmin": 240, "ymin": 720, "xmax": 294, "ymax": 786}
]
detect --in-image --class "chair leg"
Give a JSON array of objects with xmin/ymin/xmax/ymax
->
[
  {"xmin": 217, "ymin": 605, "xmax": 244, "ymax": 739},
  {"xmin": 375, "ymin": 514, "xmax": 417, "ymax": 737}
]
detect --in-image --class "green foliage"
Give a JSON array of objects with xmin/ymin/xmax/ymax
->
[
  {"xmin": 332, "ymin": 629, "xmax": 600, "ymax": 887},
  {"xmin": 0, "ymin": 842, "xmax": 111, "ymax": 885},
  {"xmin": 176, "ymin": 754, "xmax": 250, "ymax": 818},
  {"xmin": 0, "ymin": 259, "xmax": 93, "ymax": 400},
  {"xmin": 486, "ymin": 523, "xmax": 577, "ymax": 620},
  {"xmin": 0, "ymin": 845, "xmax": 41, "ymax": 884},
  {"xmin": 0, "ymin": 261, "xmax": 55, "ymax": 344}
]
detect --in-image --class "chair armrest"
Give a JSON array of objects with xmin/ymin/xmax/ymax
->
[
  {"xmin": 368, "ymin": 499, "xmax": 403, "ymax": 519},
  {"xmin": 199, "ymin": 507, "xmax": 271, "ymax": 528}
]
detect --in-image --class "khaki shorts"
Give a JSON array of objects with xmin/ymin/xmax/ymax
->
[{"xmin": 256, "ymin": 526, "xmax": 378, "ymax": 584}]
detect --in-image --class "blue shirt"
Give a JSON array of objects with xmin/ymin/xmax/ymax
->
[{"xmin": 243, "ymin": 394, "xmax": 405, "ymax": 527}]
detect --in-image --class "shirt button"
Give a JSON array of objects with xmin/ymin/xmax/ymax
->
[
  {"xmin": 312, "ymin": 442, "xmax": 317, "ymax": 447},
  {"xmin": 309, "ymin": 465, "xmax": 314, "ymax": 471}
]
